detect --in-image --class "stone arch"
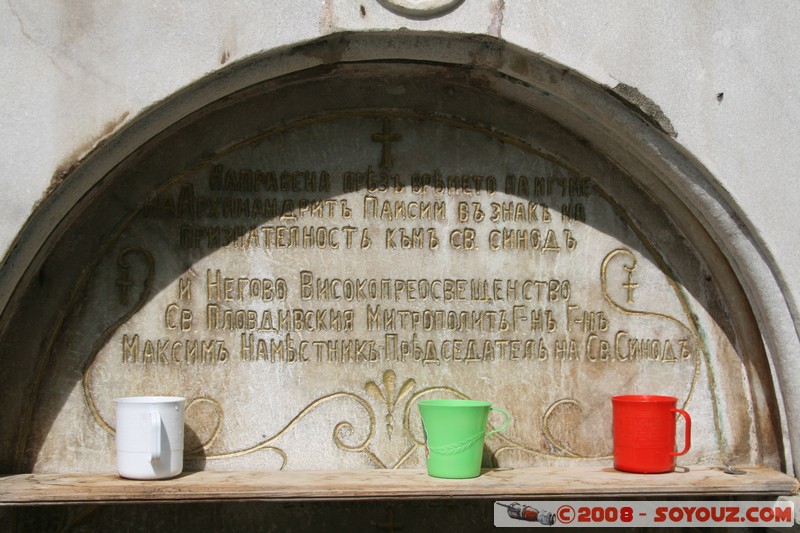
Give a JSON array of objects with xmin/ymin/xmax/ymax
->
[{"xmin": 0, "ymin": 32, "xmax": 794, "ymax": 477}]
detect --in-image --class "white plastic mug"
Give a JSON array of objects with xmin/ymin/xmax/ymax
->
[{"xmin": 115, "ymin": 396, "xmax": 185, "ymax": 479}]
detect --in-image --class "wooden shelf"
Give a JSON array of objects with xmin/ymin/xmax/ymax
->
[{"xmin": 0, "ymin": 466, "xmax": 796, "ymax": 506}]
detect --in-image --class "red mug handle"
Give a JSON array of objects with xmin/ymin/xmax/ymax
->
[{"xmin": 669, "ymin": 408, "xmax": 691, "ymax": 457}]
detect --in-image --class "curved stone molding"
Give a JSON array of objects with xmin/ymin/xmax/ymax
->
[{"xmin": 376, "ymin": 0, "xmax": 464, "ymax": 17}]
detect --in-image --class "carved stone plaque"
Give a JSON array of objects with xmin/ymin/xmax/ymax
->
[{"xmin": 0, "ymin": 63, "xmax": 778, "ymax": 475}]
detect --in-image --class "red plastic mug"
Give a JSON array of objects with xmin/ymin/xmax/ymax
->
[{"xmin": 612, "ymin": 395, "xmax": 691, "ymax": 473}]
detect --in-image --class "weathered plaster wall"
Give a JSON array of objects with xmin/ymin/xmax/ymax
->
[{"xmin": 1, "ymin": 0, "xmax": 799, "ymax": 479}]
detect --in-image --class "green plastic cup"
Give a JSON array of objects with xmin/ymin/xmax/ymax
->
[{"xmin": 418, "ymin": 399, "xmax": 511, "ymax": 479}]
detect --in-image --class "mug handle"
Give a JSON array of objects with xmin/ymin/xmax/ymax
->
[
  {"xmin": 150, "ymin": 410, "xmax": 161, "ymax": 462},
  {"xmin": 487, "ymin": 407, "xmax": 511, "ymax": 439},
  {"xmin": 669, "ymin": 408, "xmax": 691, "ymax": 457}
]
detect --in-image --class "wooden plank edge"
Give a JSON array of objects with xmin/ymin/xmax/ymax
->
[{"xmin": 1, "ymin": 466, "xmax": 797, "ymax": 506}]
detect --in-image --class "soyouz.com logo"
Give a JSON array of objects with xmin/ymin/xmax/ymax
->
[{"xmin": 494, "ymin": 500, "xmax": 795, "ymax": 527}]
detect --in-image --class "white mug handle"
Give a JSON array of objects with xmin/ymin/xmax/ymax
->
[{"xmin": 150, "ymin": 410, "xmax": 161, "ymax": 462}]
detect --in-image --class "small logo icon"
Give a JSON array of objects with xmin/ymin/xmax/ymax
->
[{"xmin": 496, "ymin": 502, "xmax": 556, "ymax": 525}]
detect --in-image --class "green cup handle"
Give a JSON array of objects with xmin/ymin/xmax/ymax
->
[{"xmin": 487, "ymin": 407, "xmax": 510, "ymax": 439}]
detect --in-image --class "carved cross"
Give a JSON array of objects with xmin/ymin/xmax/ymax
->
[
  {"xmin": 623, "ymin": 264, "xmax": 639, "ymax": 304},
  {"xmin": 116, "ymin": 263, "xmax": 134, "ymax": 305},
  {"xmin": 371, "ymin": 117, "xmax": 402, "ymax": 168}
]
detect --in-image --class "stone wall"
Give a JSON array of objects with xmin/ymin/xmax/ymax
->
[{"xmin": 1, "ymin": 0, "xmax": 798, "ymax": 481}]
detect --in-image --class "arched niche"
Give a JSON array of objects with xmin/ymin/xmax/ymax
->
[{"xmin": 0, "ymin": 32, "xmax": 792, "ymax": 477}]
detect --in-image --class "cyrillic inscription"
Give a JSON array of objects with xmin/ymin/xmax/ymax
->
[{"xmin": 71, "ymin": 114, "xmax": 720, "ymax": 470}]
